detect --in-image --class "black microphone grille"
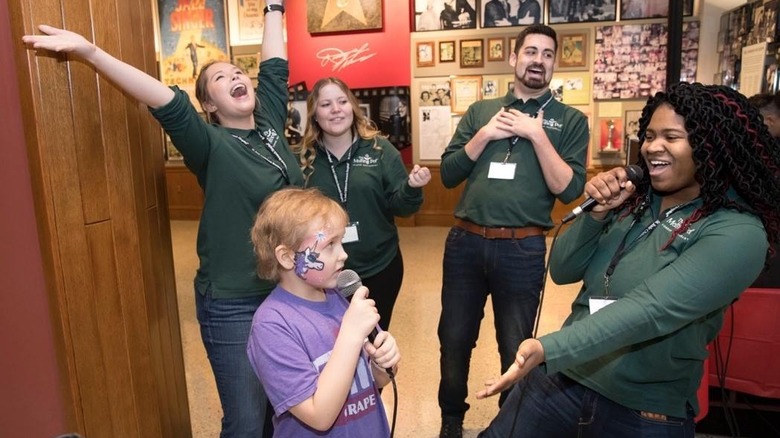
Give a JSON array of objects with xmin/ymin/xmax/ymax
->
[
  {"xmin": 625, "ymin": 165, "xmax": 644, "ymax": 185},
  {"xmin": 336, "ymin": 269, "xmax": 362, "ymax": 298}
]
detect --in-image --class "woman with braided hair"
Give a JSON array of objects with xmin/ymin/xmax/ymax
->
[{"xmin": 475, "ymin": 82, "xmax": 780, "ymax": 438}]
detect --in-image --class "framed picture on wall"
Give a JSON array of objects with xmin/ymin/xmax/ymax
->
[
  {"xmin": 307, "ymin": 0, "xmax": 383, "ymax": 34},
  {"xmin": 450, "ymin": 75, "xmax": 482, "ymax": 114},
  {"xmin": 557, "ymin": 31, "xmax": 588, "ymax": 70},
  {"xmin": 487, "ymin": 37, "xmax": 505, "ymax": 62},
  {"xmin": 481, "ymin": 0, "xmax": 543, "ymax": 27},
  {"xmin": 621, "ymin": 0, "xmax": 694, "ymax": 20},
  {"xmin": 439, "ymin": 40, "xmax": 456, "ymax": 63},
  {"xmin": 285, "ymin": 82, "xmax": 308, "ymax": 147},
  {"xmin": 416, "ymin": 41, "xmax": 435, "ymax": 67},
  {"xmin": 548, "ymin": 0, "xmax": 615, "ymax": 23},
  {"xmin": 459, "ymin": 39, "xmax": 483, "ymax": 68},
  {"xmin": 158, "ymin": 0, "xmax": 230, "ymax": 105},
  {"xmin": 227, "ymin": 0, "xmax": 262, "ymax": 45},
  {"xmin": 233, "ymin": 54, "xmax": 260, "ymax": 78}
]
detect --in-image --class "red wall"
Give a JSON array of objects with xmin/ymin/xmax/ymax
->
[
  {"xmin": 286, "ymin": 2, "xmax": 412, "ymax": 161},
  {"xmin": 287, "ymin": 2, "xmax": 411, "ymax": 90},
  {"xmin": 0, "ymin": 0, "xmax": 69, "ymax": 434}
]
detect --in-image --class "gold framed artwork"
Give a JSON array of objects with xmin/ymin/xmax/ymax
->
[
  {"xmin": 439, "ymin": 40, "xmax": 455, "ymax": 63},
  {"xmin": 557, "ymin": 30, "xmax": 589, "ymax": 70},
  {"xmin": 233, "ymin": 53, "xmax": 260, "ymax": 78},
  {"xmin": 416, "ymin": 41, "xmax": 435, "ymax": 67},
  {"xmin": 307, "ymin": 0, "xmax": 383, "ymax": 34},
  {"xmin": 487, "ymin": 37, "xmax": 505, "ymax": 62},
  {"xmin": 450, "ymin": 75, "xmax": 482, "ymax": 114},
  {"xmin": 227, "ymin": 0, "xmax": 263, "ymax": 45},
  {"xmin": 459, "ymin": 39, "xmax": 483, "ymax": 68}
]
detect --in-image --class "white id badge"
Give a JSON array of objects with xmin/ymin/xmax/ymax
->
[
  {"xmin": 589, "ymin": 297, "xmax": 617, "ymax": 315},
  {"xmin": 488, "ymin": 162, "xmax": 516, "ymax": 180},
  {"xmin": 343, "ymin": 222, "xmax": 360, "ymax": 243}
]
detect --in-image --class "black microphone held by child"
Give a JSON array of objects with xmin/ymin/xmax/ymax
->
[{"xmin": 337, "ymin": 269, "xmax": 395, "ymax": 378}]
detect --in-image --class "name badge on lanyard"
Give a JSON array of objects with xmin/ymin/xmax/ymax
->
[
  {"xmin": 589, "ymin": 296, "xmax": 618, "ymax": 314},
  {"xmin": 343, "ymin": 222, "xmax": 360, "ymax": 243},
  {"xmin": 488, "ymin": 162, "xmax": 516, "ymax": 180}
]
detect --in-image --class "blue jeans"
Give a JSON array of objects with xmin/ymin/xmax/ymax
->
[
  {"xmin": 196, "ymin": 287, "xmax": 270, "ymax": 438},
  {"xmin": 479, "ymin": 369, "xmax": 696, "ymax": 438},
  {"xmin": 438, "ymin": 227, "xmax": 546, "ymax": 419}
]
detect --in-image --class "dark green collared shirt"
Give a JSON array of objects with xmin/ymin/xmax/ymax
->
[
  {"xmin": 151, "ymin": 58, "xmax": 304, "ymax": 299},
  {"xmin": 441, "ymin": 90, "xmax": 589, "ymax": 228}
]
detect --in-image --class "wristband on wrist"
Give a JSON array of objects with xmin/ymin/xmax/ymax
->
[{"xmin": 263, "ymin": 4, "xmax": 284, "ymax": 15}]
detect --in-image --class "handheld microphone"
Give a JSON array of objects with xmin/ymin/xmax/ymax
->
[
  {"xmin": 561, "ymin": 165, "xmax": 644, "ymax": 224},
  {"xmin": 337, "ymin": 269, "xmax": 394, "ymax": 377}
]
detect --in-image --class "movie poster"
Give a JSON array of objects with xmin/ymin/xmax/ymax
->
[{"xmin": 158, "ymin": 0, "xmax": 230, "ymax": 106}]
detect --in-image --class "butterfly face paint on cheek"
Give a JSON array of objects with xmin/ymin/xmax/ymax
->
[{"xmin": 293, "ymin": 230, "xmax": 327, "ymax": 280}]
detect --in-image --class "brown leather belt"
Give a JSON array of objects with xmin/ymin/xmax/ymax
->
[{"xmin": 454, "ymin": 219, "xmax": 544, "ymax": 240}]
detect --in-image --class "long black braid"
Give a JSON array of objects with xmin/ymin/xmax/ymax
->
[{"xmin": 621, "ymin": 82, "xmax": 780, "ymax": 262}]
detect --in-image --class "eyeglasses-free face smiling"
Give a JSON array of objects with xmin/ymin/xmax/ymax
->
[{"xmin": 641, "ymin": 103, "xmax": 701, "ymax": 207}]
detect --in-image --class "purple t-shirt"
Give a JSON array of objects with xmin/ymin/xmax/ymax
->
[{"xmin": 247, "ymin": 286, "xmax": 390, "ymax": 437}]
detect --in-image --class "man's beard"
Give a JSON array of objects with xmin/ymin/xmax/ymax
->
[{"xmin": 516, "ymin": 64, "xmax": 549, "ymax": 90}]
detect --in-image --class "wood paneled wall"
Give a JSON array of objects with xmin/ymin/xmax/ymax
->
[
  {"xmin": 168, "ymin": 163, "xmax": 608, "ymax": 228},
  {"xmin": 8, "ymin": 0, "xmax": 190, "ymax": 436}
]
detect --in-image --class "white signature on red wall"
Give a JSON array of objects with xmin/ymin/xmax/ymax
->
[{"xmin": 316, "ymin": 43, "xmax": 377, "ymax": 72}]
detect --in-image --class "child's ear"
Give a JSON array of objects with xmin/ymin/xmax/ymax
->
[{"xmin": 275, "ymin": 245, "xmax": 295, "ymax": 270}]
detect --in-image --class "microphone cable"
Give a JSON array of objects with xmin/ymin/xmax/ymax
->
[
  {"xmin": 713, "ymin": 304, "xmax": 740, "ymax": 438},
  {"xmin": 388, "ymin": 372, "xmax": 398, "ymax": 438},
  {"xmin": 506, "ymin": 221, "xmax": 566, "ymax": 437}
]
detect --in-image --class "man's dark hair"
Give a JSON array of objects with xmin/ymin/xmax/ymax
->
[
  {"xmin": 748, "ymin": 92, "xmax": 780, "ymax": 117},
  {"xmin": 513, "ymin": 24, "xmax": 558, "ymax": 55}
]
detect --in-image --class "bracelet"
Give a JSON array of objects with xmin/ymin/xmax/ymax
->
[{"xmin": 263, "ymin": 4, "xmax": 284, "ymax": 15}]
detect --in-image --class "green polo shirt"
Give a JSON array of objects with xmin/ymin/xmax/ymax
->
[
  {"xmin": 151, "ymin": 58, "xmax": 304, "ymax": 299},
  {"xmin": 542, "ymin": 192, "xmax": 767, "ymax": 417},
  {"xmin": 441, "ymin": 90, "xmax": 589, "ymax": 228},
  {"xmin": 305, "ymin": 137, "xmax": 422, "ymax": 277}
]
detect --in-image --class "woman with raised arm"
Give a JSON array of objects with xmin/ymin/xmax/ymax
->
[{"xmin": 23, "ymin": 2, "xmax": 300, "ymax": 437}]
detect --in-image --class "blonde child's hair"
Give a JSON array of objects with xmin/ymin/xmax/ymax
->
[{"xmin": 252, "ymin": 187, "xmax": 348, "ymax": 281}]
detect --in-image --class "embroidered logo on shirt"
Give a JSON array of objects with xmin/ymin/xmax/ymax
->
[
  {"xmin": 352, "ymin": 153, "xmax": 379, "ymax": 167},
  {"xmin": 261, "ymin": 128, "xmax": 279, "ymax": 146},
  {"xmin": 542, "ymin": 118, "xmax": 563, "ymax": 132},
  {"xmin": 662, "ymin": 217, "xmax": 696, "ymax": 241}
]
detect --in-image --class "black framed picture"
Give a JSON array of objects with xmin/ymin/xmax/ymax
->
[
  {"xmin": 285, "ymin": 82, "xmax": 308, "ymax": 147},
  {"xmin": 353, "ymin": 87, "xmax": 412, "ymax": 150},
  {"xmin": 481, "ymin": 0, "xmax": 543, "ymax": 28},
  {"xmin": 412, "ymin": 0, "xmax": 477, "ymax": 31},
  {"xmin": 548, "ymin": 0, "xmax": 616, "ymax": 24},
  {"xmin": 620, "ymin": 0, "xmax": 694, "ymax": 20}
]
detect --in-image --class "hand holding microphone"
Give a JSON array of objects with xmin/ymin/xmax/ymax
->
[
  {"xmin": 338, "ymin": 270, "xmax": 399, "ymax": 377},
  {"xmin": 562, "ymin": 165, "xmax": 644, "ymax": 224}
]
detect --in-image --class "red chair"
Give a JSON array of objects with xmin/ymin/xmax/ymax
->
[{"xmin": 707, "ymin": 288, "xmax": 780, "ymax": 399}]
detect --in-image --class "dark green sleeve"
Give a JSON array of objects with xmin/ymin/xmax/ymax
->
[
  {"xmin": 381, "ymin": 139, "xmax": 423, "ymax": 217},
  {"xmin": 541, "ymin": 218, "xmax": 767, "ymax": 374}
]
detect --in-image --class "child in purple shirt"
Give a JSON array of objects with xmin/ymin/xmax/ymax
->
[{"xmin": 247, "ymin": 187, "xmax": 400, "ymax": 437}]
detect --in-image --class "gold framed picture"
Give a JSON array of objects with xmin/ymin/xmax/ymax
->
[
  {"xmin": 459, "ymin": 39, "xmax": 483, "ymax": 68},
  {"xmin": 439, "ymin": 40, "xmax": 455, "ymax": 63},
  {"xmin": 233, "ymin": 53, "xmax": 260, "ymax": 78},
  {"xmin": 487, "ymin": 37, "xmax": 505, "ymax": 62},
  {"xmin": 450, "ymin": 75, "xmax": 482, "ymax": 114},
  {"xmin": 557, "ymin": 30, "xmax": 589, "ymax": 70},
  {"xmin": 416, "ymin": 41, "xmax": 435, "ymax": 67}
]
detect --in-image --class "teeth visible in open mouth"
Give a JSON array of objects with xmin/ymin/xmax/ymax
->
[
  {"xmin": 230, "ymin": 84, "xmax": 247, "ymax": 97},
  {"xmin": 650, "ymin": 160, "xmax": 669, "ymax": 167}
]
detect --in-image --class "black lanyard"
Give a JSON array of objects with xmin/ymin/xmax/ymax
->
[
  {"xmin": 505, "ymin": 93, "xmax": 555, "ymax": 162},
  {"xmin": 603, "ymin": 200, "xmax": 694, "ymax": 295},
  {"xmin": 231, "ymin": 132, "xmax": 289, "ymax": 182},
  {"xmin": 324, "ymin": 143, "xmax": 354, "ymax": 205}
]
